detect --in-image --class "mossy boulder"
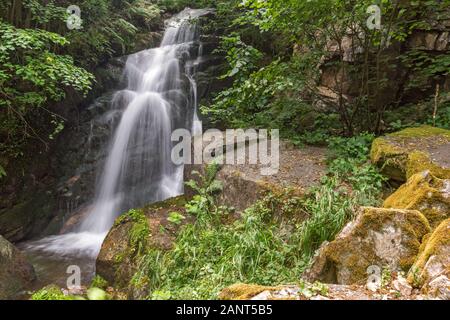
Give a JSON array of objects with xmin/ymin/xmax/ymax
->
[
  {"xmin": 305, "ymin": 207, "xmax": 431, "ymax": 285},
  {"xmin": 0, "ymin": 235, "xmax": 36, "ymax": 299},
  {"xmin": 96, "ymin": 196, "xmax": 191, "ymax": 296},
  {"xmin": 384, "ymin": 171, "xmax": 450, "ymax": 228},
  {"xmin": 371, "ymin": 126, "xmax": 450, "ymax": 182},
  {"xmin": 407, "ymin": 218, "xmax": 450, "ymax": 299},
  {"xmin": 219, "ymin": 283, "xmax": 281, "ymax": 300}
]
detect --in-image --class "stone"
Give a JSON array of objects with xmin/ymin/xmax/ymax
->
[
  {"xmin": 384, "ymin": 171, "xmax": 450, "ymax": 228},
  {"xmin": 426, "ymin": 275, "xmax": 450, "ymax": 300},
  {"xmin": 435, "ymin": 32, "xmax": 450, "ymax": 51},
  {"xmin": 393, "ymin": 275, "xmax": 413, "ymax": 296},
  {"xmin": 184, "ymin": 139, "xmax": 326, "ymax": 212},
  {"xmin": 371, "ymin": 126, "xmax": 450, "ymax": 182},
  {"xmin": 304, "ymin": 207, "xmax": 431, "ymax": 285},
  {"xmin": 219, "ymin": 284, "xmax": 280, "ymax": 300},
  {"xmin": 0, "ymin": 235, "xmax": 36, "ymax": 299},
  {"xmin": 408, "ymin": 218, "xmax": 450, "ymax": 296},
  {"xmin": 96, "ymin": 196, "xmax": 190, "ymax": 297},
  {"xmin": 250, "ymin": 290, "xmax": 272, "ymax": 300}
]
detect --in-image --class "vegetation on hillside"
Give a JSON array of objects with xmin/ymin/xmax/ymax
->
[{"xmin": 2, "ymin": 0, "xmax": 449, "ymax": 301}]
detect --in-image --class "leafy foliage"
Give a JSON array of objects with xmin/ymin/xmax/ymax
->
[
  {"xmin": 0, "ymin": 20, "xmax": 94, "ymax": 161},
  {"xmin": 0, "ymin": 0, "xmax": 164, "ymax": 174}
]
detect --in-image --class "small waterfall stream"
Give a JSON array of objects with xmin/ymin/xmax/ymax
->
[{"xmin": 23, "ymin": 8, "xmax": 211, "ymax": 285}]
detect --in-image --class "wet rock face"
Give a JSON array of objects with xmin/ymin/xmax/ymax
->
[
  {"xmin": 305, "ymin": 207, "xmax": 431, "ymax": 285},
  {"xmin": 371, "ymin": 126, "xmax": 450, "ymax": 183},
  {"xmin": 0, "ymin": 59, "xmax": 125, "ymax": 242},
  {"xmin": 0, "ymin": 235, "xmax": 35, "ymax": 299},
  {"xmin": 384, "ymin": 171, "xmax": 450, "ymax": 228},
  {"xmin": 408, "ymin": 218, "xmax": 450, "ymax": 299},
  {"xmin": 96, "ymin": 196, "xmax": 190, "ymax": 297}
]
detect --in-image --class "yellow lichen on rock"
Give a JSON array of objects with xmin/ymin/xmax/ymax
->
[
  {"xmin": 384, "ymin": 171, "xmax": 450, "ymax": 228},
  {"xmin": 219, "ymin": 283, "xmax": 280, "ymax": 300},
  {"xmin": 407, "ymin": 218, "xmax": 450, "ymax": 290},
  {"xmin": 371, "ymin": 126, "xmax": 450, "ymax": 182}
]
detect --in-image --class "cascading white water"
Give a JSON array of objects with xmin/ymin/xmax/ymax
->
[{"xmin": 25, "ymin": 8, "xmax": 211, "ymax": 260}]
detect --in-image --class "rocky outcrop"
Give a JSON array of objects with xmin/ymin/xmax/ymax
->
[
  {"xmin": 371, "ymin": 126, "xmax": 450, "ymax": 182},
  {"xmin": 407, "ymin": 31, "xmax": 450, "ymax": 52},
  {"xmin": 316, "ymin": 5, "xmax": 450, "ymax": 109},
  {"xmin": 96, "ymin": 196, "xmax": 190, "ymax": 297},
  {"xmin": 0, "ymin": 235, "xmax": 35, "ymax": 299},
  {"xmin": 184, "ymin": 140, "xmax": 327, "ymax": 212},
  {"xmin": 304, "ymin": 207, "xmax": 431, "ymax": 285},
  {"xmin": 408, "ymin": 218, "xmax": 450, "ymax": 299},
  {"xmin": 384, "ymin": 171, "xmax": 450, "ymax": 228}
]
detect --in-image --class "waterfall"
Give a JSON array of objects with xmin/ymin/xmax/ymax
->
[{"xmin": 25, "ymin": 8, "xmax": 211, "ymax": 259}]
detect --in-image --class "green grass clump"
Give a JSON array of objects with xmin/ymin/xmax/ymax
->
[
  {"xmin": 90, "ymin": 275, "xmax": 109, "ymax": 290},
  {"xmin": 30, "ymin": 286, "xmax": 76, "ymax": 300}
]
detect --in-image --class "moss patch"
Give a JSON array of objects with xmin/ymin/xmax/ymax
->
[
  {"xmin": 96, "ymin": 196, "xmax": 192, "ymax": 297},
  {"xmin": 371, "ymin": 126, "xmax": 450, "ymax": 182},
  {"xmin": 384, "ymin": 171, "xmax": 450, "ymax": 228},
  {"xmin": 407, "ymin": 218, "xmax": 450, "ymax": 288},
  {"xmin": 219, "ymin": 283, "xmax": 280, "ymax": 300}
]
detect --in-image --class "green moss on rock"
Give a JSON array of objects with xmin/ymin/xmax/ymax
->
[
  {"xmin": 371, "ymin": 126, "xmax": 450, "ymax": 182},
  {"xmin": 96, "ymin": 195, "xmax": 192, "ymax": 298},
  {"xmin": 407, "ymin": 218, "xmax": 450, "ymax": 289},
  {"xmin": 384, "ymin": 171, "xmax": 450, "ymax": 228},
  {"xmin": 219, "ymin": 283, "xmax": 279, "ymax": 300},
  {"xmin": 305, "ymin": 207, "xmax": 431, "ymax": 285}
]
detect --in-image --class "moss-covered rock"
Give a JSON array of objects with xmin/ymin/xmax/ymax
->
[
  {"xmin": 219, "ymin": 283, "xmax": 281, "ymax": 300},
  {"xmin": 407, "ymin": 218, "xmax": 450, "ymax": 299},
  {"xmin": 305, "ymin": 207, "xmax": 431, "ymax": 285},
  {"xmin": 384, "ymin": 171, "xmax": 450, "ymax": 228},
  {"xmin": 95, "ymin": 196, "xmax": 191, "ymax": 297},
  {"xmin": 0, "ymin": 235, "xmax": 36, "ymax": 299},
  {"xmin": 371, "ymin": 126, "xmax": 450, "ymax": 182}
]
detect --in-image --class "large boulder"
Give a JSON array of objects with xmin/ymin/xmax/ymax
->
[
  {"xmin": 408, "ymin": 218, "xmax": 450, "ymax": 299},
  {"xmin": 96, "ymin": 196, "xmax": 190, "ymax": 297},
  {"xmin": 0, "ymin": 235, "xmax": 36, "ymax": 299},
  {"xmin": 384, "ymin": 171, "xmax": 450, "ymax": 228},
  {"xmin": 305, "ymin": 207, "xmax": 431, "ymax": 285},
  {"xmin": 371, "ymin": 126, "xmax": 450, "ymax": 182},
  {"xmin": 184, "ymin": 140, "xmax": 326, "ymax": 212}
]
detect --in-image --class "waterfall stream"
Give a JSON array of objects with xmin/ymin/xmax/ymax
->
[{"xmin": 23, "ymin": 9, "xmax": 211, "ymax": 283}]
